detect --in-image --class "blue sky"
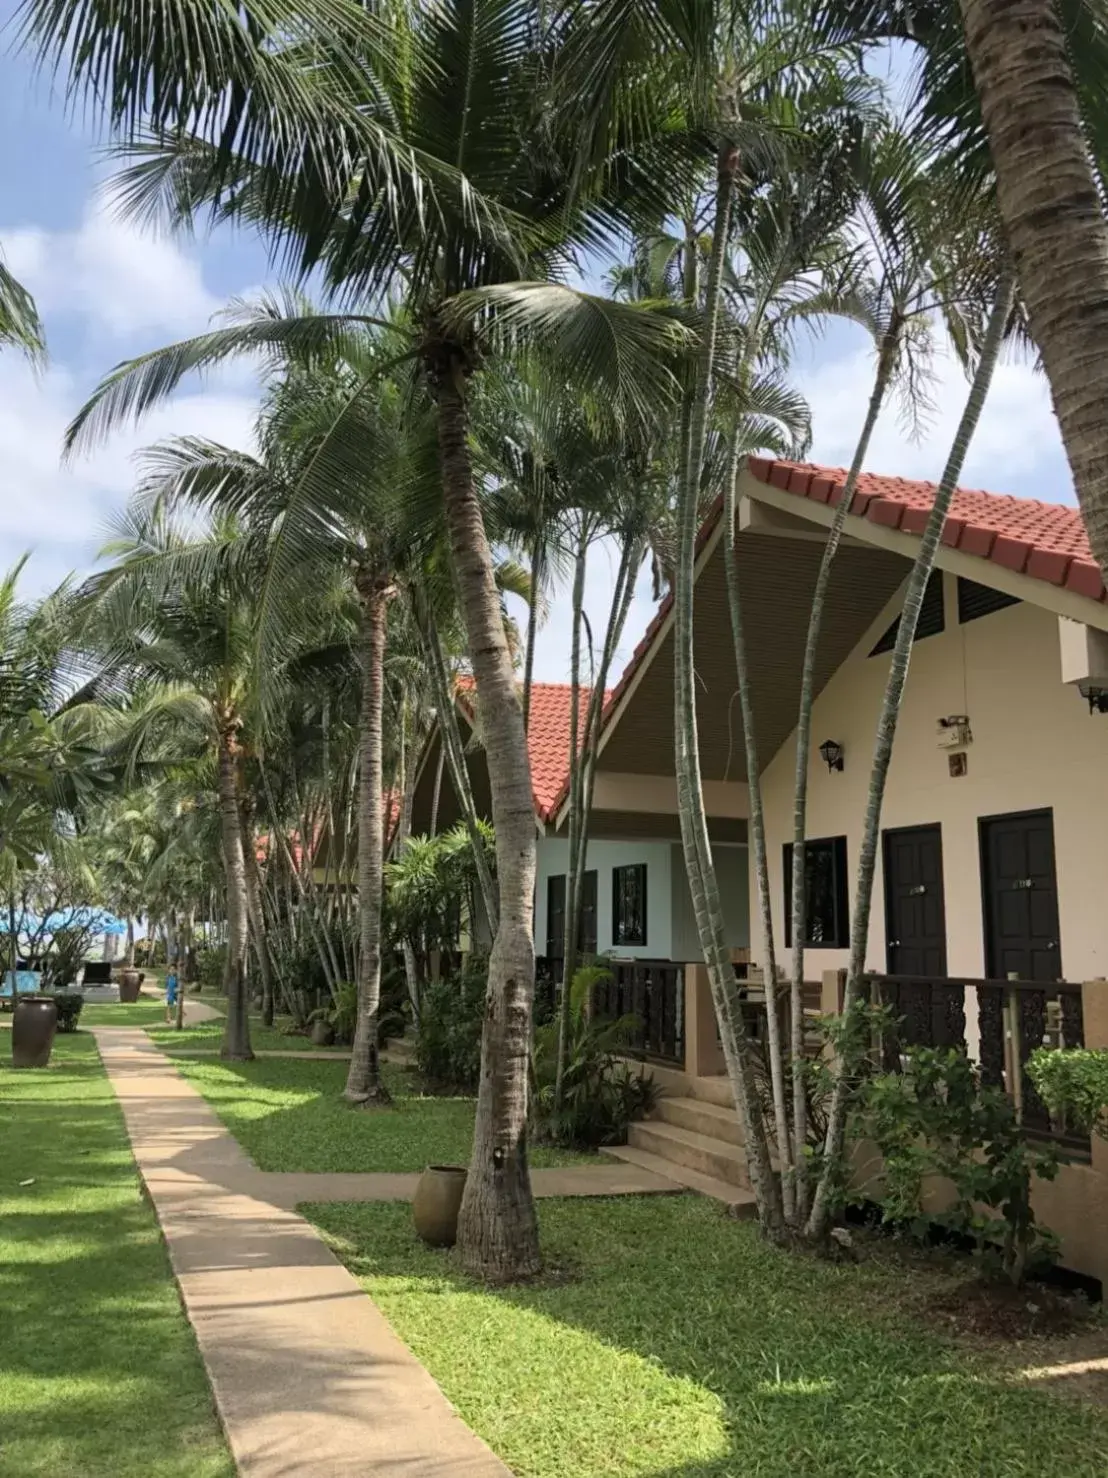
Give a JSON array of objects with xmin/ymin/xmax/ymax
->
[{"xmin": 0, "ymin": 45, "xmax": 1076, "ymax": 687}]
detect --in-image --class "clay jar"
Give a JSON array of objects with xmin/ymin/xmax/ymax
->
[
  {"xmin": 412, "ymin": 1165, "xmax": 468, "ymax": 1247},
  {"xmin": 12, "ymin": 996, "xmax": 58, "ymax": 1069},
  {"xmin": 118, "ymin": 968, "xmax": 141, "ymax": 1003}
]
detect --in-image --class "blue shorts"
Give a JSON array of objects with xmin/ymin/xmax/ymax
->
[{"xmin": 166, "ymin": 981, "xmax": 179, "ymax": 1005}]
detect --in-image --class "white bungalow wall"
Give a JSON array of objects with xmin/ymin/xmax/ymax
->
[
  {"xmin": 753, "ymin": 571, "xmax": 1108, "ymax": 982},
  {"xmin": 535, "ymin": 836, "xmax": 749, "ymax": 963}
]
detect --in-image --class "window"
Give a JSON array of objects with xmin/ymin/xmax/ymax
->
[
  {"xmin": 783, "ymin": 837, "xmax": 849, "ymax": 948},
  {"xmin": 612, "ymin": 863, "xmax": 648, "ymax": 947},
  {"xmin": 545, "ymin": 872, "xmax": 598, "ymax": 957},
  {"xmin": 870, "ymin": 571, "xmax": 945, "ymax": 656},
  {"xmin": 957, "ymin": 576, "xmax": 1020, "ymax": 624}
]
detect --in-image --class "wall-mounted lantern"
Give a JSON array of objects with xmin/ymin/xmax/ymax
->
[{"xmin": 819, "ymin": 738, "xmax": 844, "ymax": 774}]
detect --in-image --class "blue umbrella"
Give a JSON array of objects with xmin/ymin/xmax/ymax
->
[{"xmin": 0, "ymin": 907, "xmax": 127, "ymax": 935}]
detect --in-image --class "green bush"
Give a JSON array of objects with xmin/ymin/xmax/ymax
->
[
  {"xmin": 415, "ymin": 960, "xmax": 487, "ymax": 1091},
  {"xmin": 532, "ymin": 965, "xmax": 658, "ymax": 1149},
  {"xmin": 52, "ymin": 992, "xmax": 84, "ymax": 1033},
  {"xmin": 377, "ymin": 961, "xmax": 409, "ymax": 1046},
  {"xmin": 1028, "ymin": 1047, "xmax": 1108, "ymax": 1139},
  {"xmin": 194, "ymin": 945, "xmax": 227, "ymax": 993},
  {"xmin": 862, "ymin": 1045, "xmax": 1059, "ymax": 1285}
]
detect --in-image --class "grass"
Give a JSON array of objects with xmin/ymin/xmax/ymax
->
[
  {"xmin": 306, "ymin": 1196, "xmax": 1108, "ymax": 1478},
  {"xmin": 175, "ymin": 1056, "xmax": 593, "ymax": 1173},
  {"xmin": 150, "ymin": 1011, "xmax": 349, "ymax": 1055},
  {"xmin": 0, "ymin": 1033, "xmax": 232, "ymax": 1478},
  {"xmin": 79, "ymin": 997, "xmax": 176, "ymax": 1027}
]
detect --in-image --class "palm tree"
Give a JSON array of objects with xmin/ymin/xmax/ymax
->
[
  {"xmin": 32, "ymin": 0, "xmax": 691, "ymax": 1279},
  {"xmin": 78, "ymin": 507, "xmax": 264, "ymax": 1059},
  {"xmin": 146, "ymin": 322, "xmax": 440, "ymax": 1102},
  {"xmin": 0, "ymin": 252, "xmax": 44, "ymax": 361},
  {"xmin": 807, "ymin": 261, "xmax": 1018, "ymax": 1239},
  {"xmin": 952, "ymin": 0, "xmax": 1108, "ymax": 583}
]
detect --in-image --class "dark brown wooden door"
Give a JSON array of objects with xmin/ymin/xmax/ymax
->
[
  {"xmin": 883, "ymin": 824, "xmax": 947, "ymax": 976},
  {"xmin": 980, "ymin": 809, "xmax": 1062, "ymax": 981}
]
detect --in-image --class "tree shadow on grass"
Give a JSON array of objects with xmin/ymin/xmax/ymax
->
[{"xmin": 306, "ymin": 1196, "xmax": 1108, "ymax": 1478}]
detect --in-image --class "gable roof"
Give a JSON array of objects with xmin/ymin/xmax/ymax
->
[
  {"xmin": 748, "ymin": 457, "xmax": 1106, "ymax": 603},
  {"xmin": 456, "ymin": 678, "xmax": 608, "ymax": 824}
]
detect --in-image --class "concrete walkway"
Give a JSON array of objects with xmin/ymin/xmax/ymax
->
[{"xmin": 94, "ymin": 1027, "xmax": 680, "ymax": 1476}]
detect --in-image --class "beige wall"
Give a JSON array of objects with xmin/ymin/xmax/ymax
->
[{"xmin": 753, "ymin": 572, "xmax": 1108, "ymax": 981}]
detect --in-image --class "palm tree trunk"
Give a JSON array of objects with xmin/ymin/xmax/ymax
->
[
  {"xmin": 555, "ymin": 524, "xmax": 589, "ymax": 1107},
  {"xmin": 429, "ymin": 746, "xmax": 445, "ymax": 837},
  {"xmin": 721, "ymin": 429, "xmax": 792, "ymax": 1219},
  {"xmin": 395, "ymin": 706, "xmax": 423, "ymax": 1024},
  {"xmin": 124, "ymin": 917, "xmax": 135, "ymax": 968},
  {"xmin": 241, "ymin": 809, "xmax": 276, "ymax": 1027},
  {"xmin": 959, "ymin": 0, "xmax": 1108, "ymax": 581},
  {"xmin": 416, "ymin": 593, "xmax": 499, "ymax": 927},
  {"xmin": 434, "ymin": 362, "xmax": 540, "ymax": 1282},
  {"xmin": 345, "ymin": 573, "xmax": 390, "ymax": 1104},
  {"xmin": 807, "ymin": 266, "xmax": 1017, "ymax": 1241},
  {"xmin": 522, "ymin": 530, "xmax": 545, "ymax": 735},
  {"xmin": 674, "ymin": 142, "xmax": 783, "ymax": 1235},
  {"xmin": 216, "ymin": 721, "xmax": 253, "ymax": 1061},
  {"xmin": 786, "ymin": 329, "xmax": 897, "ymax": 1218}
]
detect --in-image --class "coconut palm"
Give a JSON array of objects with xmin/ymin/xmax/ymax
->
[
  {"xmin": 947, "ymin": 0, "xmax": 1108, "ymax": 583},
  {"xmin": 32, "ymin": 0, "xmax": 692, "ymax": 1279},
  {"xmin": 0, "ymin": 253, "xmax": 44, "ymax": 361},
  {"xmin": 76, "ymin": 506, "xmax": 266, "ymax": 1059}
]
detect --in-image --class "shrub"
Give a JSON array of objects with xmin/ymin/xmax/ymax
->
[
  {"xmin": 415, "ymin": 960, "xmax": 487, "ymax": 1091},
  {"xmin": 194, "ymin": 945, "xmax": 227, "ymax": 993},
  {"xmin": 1028, "ymin": 1048, "xmax": 1108, "ymax": 1139},
  {"xmin": 862, "ymin": 1045, "xmax": 1059, "ymax": 1285},
  {"xmin": 52, "ymin": 992, "xmax": 84, "ymax": 1033},
  {"xmin": 532, "ymin": 965, "xmax": 659, "ymax": 1149},
  {"xmin": 377, "ymin": 961, "xmax": 409, "ymax": 1047}
]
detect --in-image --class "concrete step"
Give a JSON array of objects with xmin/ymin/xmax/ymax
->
[
  {"xmin": 655, "ymin": 1095, "xmax": 744, "ymax": 1147},
  {"xmin": 628, "ymin": 1120, "xmax": 750, "ymax": 1189},
  {"xmin": 602, "ymin": 1144, "xmax": 758, "ymax": 1215},
  {"xmin": 684, "ymin": 1074, "xmax": 738, "ymax": 1109}
]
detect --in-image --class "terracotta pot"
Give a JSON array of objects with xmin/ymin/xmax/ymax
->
[
  {"xmin": 118, "ymin": 969, "xmax": 141, "ymax": 1003},
  {"xmin": 12, "ymin": 996, "xmax": 58, "ymax": 1069},
  {"xmin": 311, "ymin": 1018, "xmax": 336, "ymax": 1046},
  {"xmin": 412, "ymin": 1165, "xmax": 468, "ymax": 1248}
]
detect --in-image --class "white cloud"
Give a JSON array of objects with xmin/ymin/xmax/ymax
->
[
  {"xmin": 803, "ymin": 339, "xmax": 1072, "ymax": 500},
  {"xmin": 2, "ymin": 206, "xmax": 226, "ymax": 341},
  {"xmin": 0, "ymin": 355, "xmax": 257, "ymax": 595}
]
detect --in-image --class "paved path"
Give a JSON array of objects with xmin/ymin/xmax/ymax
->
[{"xmin": 94, "ymin": 1027, "xmax": 680, "ymax": 1476}]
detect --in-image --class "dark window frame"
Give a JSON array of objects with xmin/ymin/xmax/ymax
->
[
  {"xmin": 957, "ymin": 576, "xmax": 1021, "ymax": 625},
  {"xmin": 783, "ymin": 836, "xmax": 850, "ymax": 949},
  {"xmin": 545, "ymin": 874, "xmax": 566, "ymax": 960},
  {"xmin": 612, "ymin": 863, "xmax": 648, "ymax": 948}
]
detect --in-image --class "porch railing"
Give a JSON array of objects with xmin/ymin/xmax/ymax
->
[
  {"xmin": 535, "ymin": 954, "xmax": 685, "ymax": 1066},
  {"xmin": 596, "ymin": 958, "xmax": 685, "ymax": 1066},
  {"xmin": 863, "ymin": 972, "xmax": 1091, "ymax": 1158}
]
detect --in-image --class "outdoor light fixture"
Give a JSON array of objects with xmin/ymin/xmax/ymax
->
[
  {"xmin": 1078, "ymin": 681, "xmax": 1108, "ymax": 715},
  {"xmin": 819, "ymin": 739, "xmax": 844, "ymax": 773}
]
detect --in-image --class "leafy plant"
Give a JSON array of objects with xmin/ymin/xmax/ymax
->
[
  {"xmin": 862, "ymin": 1046, "xmax": 1059, "ymax": 1285},
  {"xmin": 309, "ymin": 981, "xmax": 359, "ymax": 1046},
  {"xmin": 532, "ymin": 965, "xmax": 658, "ymax": 1149},
  {"xmin": 415, "ymin": 960, "xmax": 488, "ymax": 1092},
  {"xmin": 1028, "ymin": 1048, "xmax": 1108, "ymax": 1140},
  {"xmin": 51, "ymin": 991, "xmax": 84, "ymax": 1033},
  {"xmin": 194, "ymin": 945, "xmax": 227, "ymax": 994}
]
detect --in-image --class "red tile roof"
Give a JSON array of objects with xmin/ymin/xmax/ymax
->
[
  {"xmin": 748, "ymin": 458, "xmax": 1105, "ymax": 603},
  {"xmin": 486, "ymin": 460, "xmax": 1104, "ymax": 828},
  {"xmin": 456, "ymin": 677, "xmax": 607, "ymax": 823}
]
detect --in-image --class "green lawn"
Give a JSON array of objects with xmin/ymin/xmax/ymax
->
[
  {"xmin": 0, "ymin": 1034, "xmax": 232, "ymax": 1478},
  {"xmin": 175, "ymin": 1056, "xmax": 592, "ymax": 1173},
  {"xmin": 306, "ymin": 1196, "xmax": 1108, "ymax": 1478},
  {"xmin": 79, "ymin": 996, "xmax": 175, "ymax": 1027},
  {"xmin": 150, "ymin": 1011, "xmax": 349, "ymax": 1055}
]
